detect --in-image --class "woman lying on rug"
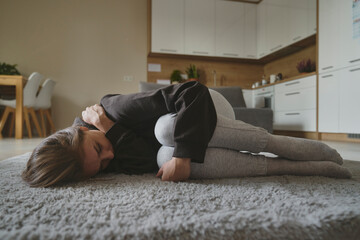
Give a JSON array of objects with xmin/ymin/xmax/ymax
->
[{"xmin": 22, "ymin": 81, "xmax": 352, "ymax": 187}]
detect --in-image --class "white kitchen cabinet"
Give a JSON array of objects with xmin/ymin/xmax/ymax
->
[
  {"xmin": 339, "ymin": 66, "xmax": 360, "ymax": 133},
  {"xmin": 338, "ymin": 0, "xmax": 360, "ymax": 68},
  {"xmin": 274, "ymin": 75, "xmax": 317, "ymax": 132},
  {"xmin": 275, "ymin": 74, "xmax": 316, "ymax": 93},
  {"xmin": 319, "ymin": 66, "xmax": 360, "ymax": 134},
  {"xmin": 215, "ymin": 1, "xmax": 245, "ymax": 58},
  {"xmin": 319, "ymin": 0, "xmax": 360, "ymax": 73},
  {"xmin": 266, "ymin": 3, "xmax": 288, "ymax": 53},
  {"xmin": 307, "ymin": 0, "xmax": 317, "ymax": 36},
  {"xmin": 275, "ymin": 87, "xmax": 316, "ymax": 112},
  {"xmin": 185, "ymin": 0, "xmax": 215, "ymax": 56},
  {"xmin": 151, "ymin": 0, "xmax": 185, "ymax": 54},
  {"xmin": 288, "ymin": 0, "xmax": 308, "ymax": 44},
  {"xmin": 319, "ymin": 72, "xmax": 340, "ymax": 133},
  {"xmin": 257, "ymin": 1, "xmax": 268, "ymax": 58},
  {"xmin": 274, "ymin": 110, "xmax": 316, "ymax": 132},
  {"xmin": 319, "ymin": 0, "xmax": 340, "ymax": 73},
  {"xmin": 244, "ymin": 4, "xmax": 257, "ymax": 59}
]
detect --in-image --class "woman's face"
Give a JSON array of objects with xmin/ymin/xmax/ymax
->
[{"xmin": 80, "ymin": 128, "xmax": 114, "ymax": 178}]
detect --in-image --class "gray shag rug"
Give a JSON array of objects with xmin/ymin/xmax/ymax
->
[{"xmin": 1, "ymin": 153, "xmax": 360, "ymax": 240}]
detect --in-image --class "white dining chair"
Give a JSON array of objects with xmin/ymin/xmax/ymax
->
[
  {"xmin": 33, "ymin": 78, "xmax": 56, "ymax": 137},
  {"xmin": 0, "ymin": 72, "xmax": 43, "ymax": 138}
]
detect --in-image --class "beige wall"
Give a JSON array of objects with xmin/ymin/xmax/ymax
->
[{"xmin": 0, "ymin": 0, "xmax": 148, "ymax": 129}]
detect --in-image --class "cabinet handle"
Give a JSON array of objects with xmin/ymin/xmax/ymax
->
[
  {"xmin": 285, "ymin": 113, "xmax": 300, "ymax": 116},
  {"xmin": 223, "ymin": 53, "xmax": 238, "ymax": 57},
  {"xmin": 321, "ymin": 74, "xmax": 333, "ymax": 78},
  {"xmin": 160, "ymin": 49, "xmax": 177, "ymax": 53},
  {"xmin": 271, "ymin": 45, "xmax": 282, "ymax": 52},
  {"xmin": 285, "ymin": 81, "xmax": 300, "ymax": 86},
  {"xmin": 322, "ymin": 66, "xmax": 333, "ymax": 70},
  {"xmin": 293, "ymin": 36, "xmax": 302, "ymax": 41},
  {"xmin": 285, "ymin": 92, "xmax": 300, "ymax": 96},
  {"xmin": 349, "ymin": 58, "xmax": 360, "ymax": 63},
  {"xmin": 349, "ymin": 68, "xmax": 360, "ymax": 72},
  {"xmin": 193, "ymin": 51, "xmax": 209, "ymax": 55},
  {"xmin": 257, "ymin": 92, "xmax": 272, "ymax": 96}
]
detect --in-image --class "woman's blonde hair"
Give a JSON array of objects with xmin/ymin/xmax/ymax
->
[{"xmin": 22, "ymin": 126, "xmax": 85, "ymax": 187}]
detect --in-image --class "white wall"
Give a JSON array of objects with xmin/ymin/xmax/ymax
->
[{"xmin": 0, "ymin": 0, "xmax": 148, "ymax": 129}]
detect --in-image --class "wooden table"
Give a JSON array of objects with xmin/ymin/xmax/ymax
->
[{"xmin": 0, "ymin": 75, "xmax": 26, "ymax": 139}]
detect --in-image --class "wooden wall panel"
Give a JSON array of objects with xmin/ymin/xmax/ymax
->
[
  {"xmin": 263, "ymin": 45, "xmax": 317, "ymax": 81},
  {"xmin": 147, "ymin": 56, "xmax": 264, "ymax": 88}
]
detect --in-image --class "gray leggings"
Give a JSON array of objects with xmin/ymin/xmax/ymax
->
[{"xmin": 155, "ymin": 90, "xmax": 271, "ymax": 179}]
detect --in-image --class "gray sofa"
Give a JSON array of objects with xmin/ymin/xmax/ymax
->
[{"xmin": 139, "ymin": 82, "xmax": 273, "ymax": 133}]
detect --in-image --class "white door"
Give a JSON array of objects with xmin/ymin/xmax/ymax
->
[
  {"xmin": 215, "ymin": 0, "xmax": 244, "ymax": 58},
  {"xmin": 339, "ymin": 66, "xmax": 360, "ymax": 133},
  {"xmin": 319, "ymin": 72, "xmax": 340, "ymax": 133},
  {"xmin": 185, "ymin": 0, "xmax": 216, "ymax": 56},
  {"xmin": 151, "ymin": 0, "xmax": 185, "ymax": 54}
]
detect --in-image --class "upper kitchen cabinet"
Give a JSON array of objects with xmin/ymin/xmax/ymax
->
[
  {"xmin": 339, "ymin": 0, "xmax": 360, "ymax": 68},
  {"xmin": 318, "ymin": 0, "xmax": 341, "ymax": 73},
  {"xmin": 244, "ymin": 4, "xmax": 257, "ymax": 59},
  {"xmin": 215, "ymin": 1, "xmax": 245, "ymax": 58},
  {"xmin": 307, "ymin": 0, "xmax": 317, "ymax": 36},
  {"xmin": 184, "ymin": 0, "xmax": 216, "ymax": 56},
  {"xmin": 257, "ymin": 0, "xmax": 316, "ymax": 59},
  {"xmin": 319, "ymin": 0, "xmax": 360, "ymax": 73},
  {"xmin": 287, "ymin": 0, "xmax": 308, "ymax": 45},
  {"xmin": 266, "ymin": 0, "xmax": 288, "ymax": 53},
  {"xmin": 257, "ymin": 1, "xmax": 268, "ymax": 58},
  {"xmin": 151, "ymin": 0, "xmax": 316, "ymax": 60},
  {"xmin": 151, "ymin": 0, "xmax": 185, "ymax": 54}
]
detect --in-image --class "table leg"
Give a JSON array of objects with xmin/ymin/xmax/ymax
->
[{"xmin": 15, "ymin": 79, "xmax": 24, "ymax": 139}]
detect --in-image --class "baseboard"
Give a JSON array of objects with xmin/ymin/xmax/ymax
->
[
  {"xmin": 273, "ymin": 130, "xmax": 319, "ymax": 140},
  {"xmin": 273, "ymin": 130, "xmax": 360, "ymax": 143}
]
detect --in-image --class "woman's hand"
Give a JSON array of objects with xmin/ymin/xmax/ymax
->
[
  {"xmin": 156, "ymin": 157, "xmax": 191, "ymax": 182},
  {"xmin": 82, "ymin": 104, "xmax": 114, "ymax": 133}
]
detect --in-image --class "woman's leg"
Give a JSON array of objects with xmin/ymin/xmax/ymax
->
[
  {"xmin": 155, "ymin": 96, "xmax": 343, "ymax": 165},
  {"xmin": 157, "ymin": 146, "xmax": 351, "ymax": 179},
  {"xmin": 209, "ymin": 115, "xmax": 343, "ymax": 165}
]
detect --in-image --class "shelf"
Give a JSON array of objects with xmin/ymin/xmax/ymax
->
[{"xmin": 246, "ymin": 72, "xmax": 316, "ymax": 90}]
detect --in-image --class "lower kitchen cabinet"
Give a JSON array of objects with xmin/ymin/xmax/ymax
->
[
  {"xmin": 274, "ymin": 75, "xmax": 317, "ymax": 132},
  {"xmin": 274, "ymin": 109, "xmax": 316, "ymax": 131},
  {"xmin": 319, "ymin": 66, "xmax": 360, "ymax": 134}
]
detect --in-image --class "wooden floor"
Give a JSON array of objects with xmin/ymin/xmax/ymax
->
[{"xmin": 0, "ymin": 138, "xmax": 359, "ymax": 161}]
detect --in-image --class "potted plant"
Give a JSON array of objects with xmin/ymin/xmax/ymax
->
[
  {"xmin": 0, "ymin": 62, "xmax": 21, "ymax": 75},
  {"xmin": 296, "ymin": 59, "xmax": 316, "ymax": 73},
  {"xmin": 170, "ymin": 70, "xmax": 183, "ymax": 84},
  {"xmin": 186, "ymin": 64, "xmax": 199, "ymax": 81}
]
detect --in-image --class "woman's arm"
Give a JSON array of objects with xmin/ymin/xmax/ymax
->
[
  {"xmin": 156, "ymin": 157, "xmax": 191, "ymax": 181},
  {"xmin": 100, "ymin": 81, "xmax": 217, "ymax": 163},
  {"xmin": 80, "ymin": 104, "xmax": 159, "ymax": 174},
  {"xmin": 81, "ymin": 104, "xmax": 114, "ymax": 133}
]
